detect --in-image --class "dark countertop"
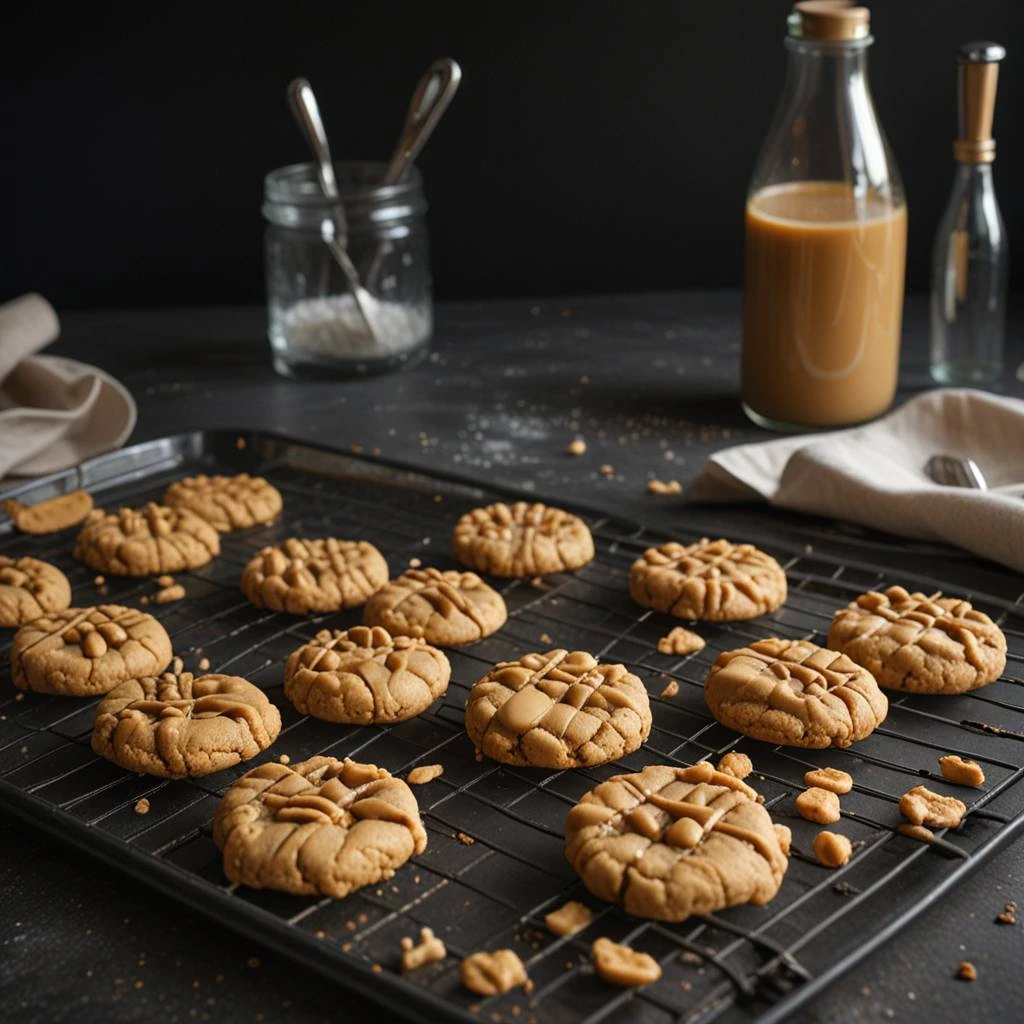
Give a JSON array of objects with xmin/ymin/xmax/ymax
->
[{"xmin": 3, "ymin": 291, "xmax": 1023, "ymax": 1023}]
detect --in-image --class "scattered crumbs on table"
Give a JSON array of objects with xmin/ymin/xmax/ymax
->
[
  {"xmin": 94, "ymin": 575, "xmax": 105, "ymax": 586},
  {"xmin": 134, "ymin": 799, "xmax": 150, "ymax": 816},
  {"xmin": 236, "ymin": 437, "xmax": 247, "ymax": 450},
  {"xmin": 456, "ymin": 832, "xmax": 476, "ymax": 846},
  {"xmin": 345, "ymin": 921, "xmax": 356, "ymax": 932},
  {"xmin": 408, "ymin": 557, "xmax": 422, "ymax": 568},
  {"xmin": 371, "ymin": 964, "xmax": 383, "ymax": 974},
  {"xmin": 279, "ymin": 754, "xmax": 290, "ymax": 765},
  {"xmin": 599, "ymin": 464, "xmax": 615, "ymax": 478},
  {"xmin": 14, "ymin": 693, "xmax": 24, "ymax": 702},
  {"xmin": 956, "ymin": 961, "xmax": 977, "ymax": 982},
  {"xmin": 679, "ymin": 951, "xmax": 702, "ymax": 966},
  {"xmin": 539, "ymin": 632, "xmax": 553, "ymax": 644},
  {"xmin": 660, "ymin": 680, "xmax": 680, "ymax": 698},
  {"xmin": 198, "ymin": 657, "xmax": 211, "ymax": 671},
  {"xmin": 646, "ymin": 478, "xmax": 682, "ymax": 495},
  {"xmin": 567, "ymin": 438, "xmax": 587, "ymax": 456},
  {"xmin": 140, "ymin": 595, "xmax": 149, "ymax": 604}
]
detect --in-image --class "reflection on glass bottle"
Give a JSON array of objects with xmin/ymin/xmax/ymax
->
[{"xmin": 930, "ymin": 42, "xmax": 1007, "ymax": 385}]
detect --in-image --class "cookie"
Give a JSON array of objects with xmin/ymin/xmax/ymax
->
[
  {"xmin": 363, "ymin": 567, "xmax": 507, "ymax": 646},
  {"xmin": 241, "ymin": 538, "xmax": 388, "ymax": 614},
  {"xmin": 452, "ymin": 501, "xmax": 595, "ymax": 577},
  {"xmin": 0, "ymin": 556, "xmax": 72, "ymax": 628},
  {"xmin": 564, "ymin": 761, "xmax": 789, "ymax": 921},
  {"xmin": 464, "ymin": 649, "xmax": 652, "ymax": 768},
  {"xmin": 3, "ymin": 489, "xmax": 93, "ymax": 534},
  {"xmin": 827, "ymin": 585, "xmax": 1007, "ymax": 694},
  {"xmin": 630, "ymin": 537, "xmax": 787, "ymax": 621},
  {"xmin": 284, "ymin": 625, "xmax": 450, "ymax": 724},
  {"xmin": 92, "ymin": 670, "xmax": 281, "ymax": 777},
  {"xmin": 704, "ymin": 637, "xmax": 887, "ymax": 748},
  {"xmin": 74, "ymin": 503, "xmax": 220, "ymax": 577},
  {"xmin": 213, "ymin": 756, "xmax": 427, "ymax": 897},
  {"xmin": 164, "ymin": 474, "xmax": 283, "ymax": 533},
  {"xmin": 11, "ymin": 605, "xmax": 173, "ymax": 696}
]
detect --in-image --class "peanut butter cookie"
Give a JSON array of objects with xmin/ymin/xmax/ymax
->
[
  {"xmin": 164, "ymin": 473, "xmax": 283, "ymax": 532},
  {"xmin": 11, "ymin": 604, "xmax": 173, "ymax": 696},
  {"xmin": 465, "ymin": 649, "xmax": 651, "ymax": 768},
  {"xmin": 3, "ymin": 489, "xmax": 93, "ymax": 534},
  {"xmin": 0, "ymin": 556, "xmax": 72, "ymax": 627},
  {"xmin": 284, "ymin": 625, "xmax": 450, "ymax": 724},
  {"xmin": 213, "ymin": 756, "xmax": 427, "ymax": 897},
  {"xmin": 74, "ymin": 503, "xmax": 220, "ymax": 577},
  {"xmin": 564, "ymin": 761, "xmax": 789, "ymax": 921},
  {"xmin": 363, "ymin": 567, "xmax": 507, "ymax": 646},
  {"xmin": 452, "ymin": 501, "xmax": 595, "ymax": 577},
  {"xmin": 704, "ymin": 638, "xmax": 887, "ymax": 748},
  {"xmin": 630, "ymin": 538, "xmax": 787, "ymax": 621},
  {"xmin": 827, "ymin": 585, "xmax": 1007, "ymax": 694},
  {"xmin": 241, "ymin": 538, "xmax": 388, "ymax": 614},
  {"xmin": 92, "ymin": 670, "xmax": 281, "ymax": 777}
]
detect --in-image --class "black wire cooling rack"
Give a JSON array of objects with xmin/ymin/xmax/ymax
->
[{"xmin": 1, "ymin": 431, "xmax": 1022, "ymax": 1024}]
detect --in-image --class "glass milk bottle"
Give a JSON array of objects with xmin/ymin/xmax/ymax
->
[{"xmin": 742, "ymin": 1, "xmax": 907, "ymax": 430}]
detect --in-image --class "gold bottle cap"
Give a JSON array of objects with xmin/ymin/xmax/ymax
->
[
  {"xmin": 954, "ymin": 41, "xmax": 1005, "ymax": 164},
  {"xmin": 788, "ymin": 1, "xmax": 870, "ymax": 42}
]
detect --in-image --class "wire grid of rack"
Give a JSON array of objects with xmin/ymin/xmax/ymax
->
[{"xmin": 1, "ymin": 431, "xmax": 1022, "ymax": 1024}]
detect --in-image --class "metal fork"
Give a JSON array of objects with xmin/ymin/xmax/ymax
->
[{"xmin": 924, "ymin": 454, "xmax": 989, "ymax": 490}]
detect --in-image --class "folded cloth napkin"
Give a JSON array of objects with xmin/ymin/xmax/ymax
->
[
  {"xmin": 689, "ymin": 389, "xmax": 1024, "ymax": 573},
  {"xmin": 0, "ymin": 294, "xmax": 136, "ymax": 479}
]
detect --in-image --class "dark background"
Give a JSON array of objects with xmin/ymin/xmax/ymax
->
[{"xmin": 4, "ymin": 0, "xmax": 1022, "ymax": 308}]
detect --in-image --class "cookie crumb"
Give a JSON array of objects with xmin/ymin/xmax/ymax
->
[
  {"xmin": 530, "ymin": 576, "xmax": 546, "ymax": 589},
  {"xmin": 795, "ymin": 787, "xmax": 841, "ymax": 824},
  {"xmin": 592, "ymin": 937, "xmax": 662, "ymax": 987},
  {"xmin": 140, "ymin": 595, "xmax": 150, "ymax": 604},
  {"xmin": 278, "ymin": 754, "xmax": 291, "ymax": 765},
  {"xmin": 717, "ymin": 751, "xmax": 754, "ymax": 780},
  {"xmin": 897, "ymin": 823, "xmax": 936, "ymax": 844},
  {"xmin": 996, "ymin": 904, "xmax": 1017, "ymax": 925},
  {"xmin": 456, "ymin": 832, "xmax": 475, "ymax": 846},
  {"xmin": 599, "ymin": 464, "xmax": 615, "ymax": 478},
  {"xmin": 544, "ymin": 900, "xmax": 593, "ymax": 937},
  {"xmin": 246, "ymin": 957, "xmax": 260, "ymax": 969},
  {"xmin": 371, "ymin": 964, "xmax": 383, "ymax": 974},
  {"xmin": 408, "ymin": 557, "xmax": 422, "ymax": 568},
  {"xmin": 899, "ymin": 785, "xmax": 966, "ymax": 829},
  {"xmin": 156, "ymin": 575, "xmax": 175, "ymax": 588},
  {"xmin": 939, "ymin": 755, "xmax": 985, "ymax": 788},
  {"xmin": 134, "ymin": 799, "xmax": 150, "ymax": 815},
  {"xmin": 567, "ymin": 439, "xmax": 587, "ymax": 456},
  {"xmin": 198, "ymin": 657, "xmax": 211, "ymax": 671},
  {"xmin": 407, "ymin": 764, "xmax": 444, "ymax": 786},
  {"xmin": 657, "ymin": 626, "xmax": 705, "ymax": 656},
  {"xmin": 646, "ymin": 478, "xmax": 682, "ymax": 495},
  {"xmin": 461, "ymin": 950, "xmax": 530, "ymax": 996},
  {"xmin": 804, "ymin": 767, "xmax": 853, "ymax": 795},
  {"xmin": 154, "ymin": 584, "xmax": 186, "ymax": 604},
  {"xmin": 400, "ymin": 927, "xmax": 447, "ymax": 972},
  {"xmin": 956, "ymin": 961, "xmax": 977, "ymax": 982},
  {"xmin": 14, "ymin": 692, "xmax": 24, "ymax": 702},
  {"xmin": 236, "ymin": 437, "xmax": 247, "ymax": 450},
  {"xmin": 813, "ymin": 830, "xmax": 853, "ymax": 868},
  {"xmin": 94, "ymin": 575, "xmax": 106, "ymax": 586},
  {"xmin": 539, "ymin": 632, "xmax": 553, "ymax": 644},
  {"xmin": 660, "ymin": 679, "xmax": 679, "ymax": 698}
]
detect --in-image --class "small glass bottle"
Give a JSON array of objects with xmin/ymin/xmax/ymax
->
[
  {"xmin": 930, "ymin": 42, "xmax": 1007, "ymax": 385},
  {"xmin": 742, "ymin": 1, "xmax": 906, "ymax": 431}
]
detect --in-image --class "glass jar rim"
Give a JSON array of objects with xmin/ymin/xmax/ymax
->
[{"xmin": 264, "ymin": 161, "xmax": 424, "ymax": 207}]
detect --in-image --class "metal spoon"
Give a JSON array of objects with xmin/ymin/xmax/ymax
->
[
  {"xmin": 286, "ymin": 77, "xmax": 379, "ymax": 344},
  {"xmin": 924, "ymin": 454, "xmax": 989, "ymax": 490},
  {"xmin": 363, "ymin": 58, "xmax": 462, "ymax": 288}
]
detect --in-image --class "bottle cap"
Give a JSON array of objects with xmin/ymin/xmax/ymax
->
[
  {"xmin": 788, "ymin": 1, "xmax": 869, "ymax": 42},
  {"xmin": 954, "ymin": 41, "xmax": 1005, "ymax": 163}
]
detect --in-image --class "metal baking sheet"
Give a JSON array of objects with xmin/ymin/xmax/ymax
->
[{"xmin": 1, "ymin": 430, "xmax": 1022, "ymax": 1024}]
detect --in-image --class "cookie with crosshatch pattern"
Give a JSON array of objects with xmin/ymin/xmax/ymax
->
[
  {"xmin": 704, "ymin": 637, "xmax": 888, "ymax": 748},
  {"xmin": 92, "ymin": 668, "xmax": 281, "ymax": 777},
  {"xmin": 452, "ymin": 500, "xmax": 595, "ymax": 577},
  {"xmin": 10, "ymin": 604, "xmax": 173, "ymax": 696},
  {"xmin": 363, "ymin": 567, "xmax": 507, "ymax": 646},
  {"xmin": 465, "ymin": 648, "xmax": 651, "ymax": 768},
  {"xmin": 564, "ymin": 761, "xmax": 789, "ymax": 921},
  {"xmin": 284, "ymin": 625, "xmax": 450, "ymax": 724},
  {"xmin": 164, "ymin": 473, "xmax": 283, "ymax": 533},
  {"xmin": 0, "ymin": 555, "xmax": 72, "ymax": 627},
  {"xmin": 827, "ymin": 585, "xmax": 1006, "ymax": 694},
  {"xmin": 213, "ymin": 756, "xmax": 427, "ymax": 897},
  {"xmin": 241, "ymin": 537, "xmax": 389, "ymax": 614},
  {"xmin": 629, "ymin": 537, "xmax": 787, "ymax": 621}
]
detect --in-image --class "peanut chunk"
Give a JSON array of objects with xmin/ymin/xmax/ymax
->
[
  {"xmin": 717, "ymin": 752, "xmax": 753, "ymax": 780},
  {"xmin": 407, "ymin": 763, "xmax": 444, "ymax": 786},
  {"xmin": 803, "ymin": 767, "xmax": 853, "ymax": 795},
  {"xmin": 400, "ymin": 927, "xmax": 447, "ymax": 973},
  {"xmin": 939, "ymin": 755, "xmax": 985, "ymax": 788},
  {"xmin": 899, "ymin": 785, "xmax": 966, "ymax": 830},
  {"xmin": 813, "ymin": 831, "xmax": 852, "ymax": 868},
  {"xmin": 795, "ymin": 787, "xmax": 841, "ymax": 824},
  {"xmin": 592, "ymin": 937, "xmax": 662, "ymax": 987},
  {"xmin": 544, "ymin": 901, "xmax": 593, "ymax": 937},
  {"xmin": 460, "ymin": 950, "xmax": 531, "ymax": 996},
  {"xmin": 657, "ymin": 626, "xmax": 705, "ymax": 656}
]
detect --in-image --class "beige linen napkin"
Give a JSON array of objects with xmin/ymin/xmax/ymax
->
[
  {"xmin": 690, "ymin": 389, "xmax": 1024, "ymax": 573},
  {"xmin": 0, "ymin": 294, "xmax": 136, "ymax": 479}
]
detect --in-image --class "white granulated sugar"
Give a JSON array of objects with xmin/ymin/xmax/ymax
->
[{"xmin": 282, "ymin": 294, "xmax": 430, "ymax": 359}]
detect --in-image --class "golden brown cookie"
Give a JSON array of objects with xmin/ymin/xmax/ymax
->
[
  {"xmin": 704, "ymin": 638, "xmax": 887, "ymax": 748},
  {"xmin": 0, "ymin": 556, "xmax": 72, "ymax": 628},
  {"xmin": 11, "ymin": 605, "xmax": 173, "ymax": 696},
  {"xmin": 213, "ymin": 756, "xmax": 427, "ymax": 897},
  {"xmin": 827, "ymin": 585, "xmax": 1007, "ymax": 694},
  {"xmin": 74, "ymin": 503, "xmax": 220, "ymax": 577},
  {"xmin": 464, "ymin": 649, "xmax": 652, "ymax": 768},
  {"xmin": 363, "ymin": 567, "xmax": 507, "ymax": 646},
  {"xmin": 283, "ymin": 625, "xmax": 450, "ymax": 724},
  {"xmin": 564, "ymin": 761, "xmax": 789, "ymax": 921},
  {"xmin": 452, "ymin": 501, "xmax": 595, "ymax": 577},
  {"xmin": 241, "ymin": 538, "xmax": 388, "ymax": 614},
  {"xmin": 630, "ymin": 537, "xmax": 787, "ymax": 621},
  {"xmin": 92, "ymin": 670, "xmax": 281, "ymax": 777},
  {"xmin": 164, "ymin": 473, "xmax": 283, "ymax": 532},
  {"xmin": 3, "ymin": 489, "xmax": 94, "ymax": 534}
]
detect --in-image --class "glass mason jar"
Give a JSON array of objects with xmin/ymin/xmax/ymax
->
[
  {"xmin": 742, "ymin": 2, "xmax": 907, "ymax": 430},
  {"xmin": 263, "ymin": 161, "xmax": 432, "ymax": 378}
]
